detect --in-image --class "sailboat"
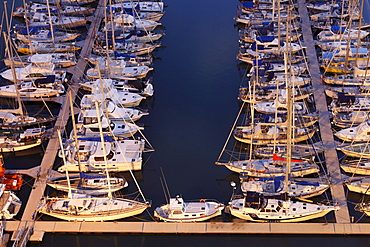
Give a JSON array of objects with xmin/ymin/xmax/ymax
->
[
  {"xmin": 253, "ymin": 142, "xmax": 325, "ymax": 159},
  {"xmin": 37, "ymin": 192, "xmax": 150, "ymax": 221},
  {"xmin": 78, "ymin": 99, "xmax": 149, "ymax": 122},
  {"xmin": 47, "ymin": 172, "xmax": 128, "ymax": 196},
  {"xmin": 85, "ymin": 57, "xmax": 153, "ymax": 80},
  {"xmin": 81, "ymin": 76, "xmax": 154, "ymax": 97},
  {"xmin": 345, "ymin": 177, "xmax": 370, "ymax": 195},
  {"xmin": 110, "ymin": 1, "xmax": 165, "ymax": 13},
  {"xmin": 12, "ymin": 2, "xmax": 95, "ymax": 18},
  {"xmin": 233, "ymin": 124, "xmax": 317, "ymax": 145},
  {"xmin": 240, "ymin": 175, "xmax": 330, "ymax": 199},
  {"xmin": 17, "ymin": 41, "xmax": 82, "ymax": 54},
  {"xmin": 0, "ymin": 128, "xmax": 46, "ymax": 152},
  {"xmin": 316, "ymin": 26, "xmax": 369, "ymax": 42},
  {"xmin": 238, "ymin": 86, "xmax": 313, "ymax": 104},
  {"xmin": 80, "ymin": 79, "xmax": 146, "ymax": 108},
  {"xmin": 216, "ymin": 154, "xmax": 320, "ymax": 177},
  {"xmin": 334, "ymin": 120, "xmax": 370, "ymax": 142},
  {"xmin": 104, "ymin": 13, "xmax": 162, "ymax": 32},
  {"xmin": 339, "ymin": 159, "xmax": 370, "ymax": 175},
  {"xmin": 14, "ymin": 27, "xmax": 80, "ymax": 43},
  {"xmin": 74, "ymin": 107, "xmax": 144, "ymax": 138},
  {"xmin": 25, "ymin": 12, "xmax": 88, "ymax": 29},
  {"xmin": 3, "ymin": 53, "xmax": 77, "ymax": 68},
  {"xmin": 227, "ymin": 196, "xmax": 339, "ymax": 222}
]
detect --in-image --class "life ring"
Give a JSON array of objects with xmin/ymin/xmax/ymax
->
[{"xmin": 200, "ymin": 199, "xmax": 206, "ymax": 202}]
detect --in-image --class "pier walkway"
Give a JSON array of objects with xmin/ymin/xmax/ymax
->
[
  {"xmin": 297, "ymin": 0, "xmax": 350, "ymax": 223},
  {"xmin": 4, "ymin": 221, "xmax": 370, "ymax": 241}
]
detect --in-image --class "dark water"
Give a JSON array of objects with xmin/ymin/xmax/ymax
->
[{"xmin": 0, "ymin": 0, "xmax": 370, "ymax": 245}]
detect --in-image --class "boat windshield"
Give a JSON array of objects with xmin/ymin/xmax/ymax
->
[{"xmin": 94, "ymin": 150, "xmax": 114, "ymax": 161}]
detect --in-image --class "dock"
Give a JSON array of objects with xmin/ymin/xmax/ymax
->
[
  {"xmin": 2, "ymin": 0, "xmax": 370, "ymax": 243},
  {"xmin": 4, "ymin": 221, "xmax": 370, "ymax": 241}
]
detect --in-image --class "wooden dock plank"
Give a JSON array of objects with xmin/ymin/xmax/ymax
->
[
  {"xmin": 297, "ymin": 0, "xmax": 351, "ymax": 223},
  {"xmin": 4, "ymin": 221, "xmax": 370, "ymax": 238}
]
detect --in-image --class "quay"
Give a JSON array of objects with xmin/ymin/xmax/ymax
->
[
  {"xmin": 2, "ymin": 0, "xmax": 370, "ymax": 243},
  {"xmin": 4, "ymin": 221, "xmax": 370, "ymax": 240}
]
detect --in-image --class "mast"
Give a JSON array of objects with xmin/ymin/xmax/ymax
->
[
  {"xmin": 3, "ymin": 1, "xmax": 24, "ymax": 117},
  {"xmin": 104, "ymin": 0, "xmax": 113, "ymax": 77},
  {"xmin": 69, "ymin": 91, "xmax": 83, "ymax": 174},
  {"xmin": 355, "ymin": 0, "xmax": 365, "ymax": 67},
  {"xmin": 283, "ymin": 17, "xmax": 292, "ymax": 197},
  {"xmin": 344, "ymin": 0, "xmax": 354, "ymax": 70},
  {"xmin": 57, "ymin": 130, "xmax": 72, "ymax": 198},
  {"xmin": 95, "ymin": 101, "xmax": 112, "ymax": 199},
  {"xmin": 45, "ymin": 0, "xmax": 55, "ymax": 43}
]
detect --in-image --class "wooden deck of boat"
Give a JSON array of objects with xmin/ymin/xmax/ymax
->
[
  {"xmin": 297, "ymin": 0, "xmax": 351, "ymax": 224},
  {"xmin": 3, "ymin": 0, "xmax": 367, "ymax": 243}
]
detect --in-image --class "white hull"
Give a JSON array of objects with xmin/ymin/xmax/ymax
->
[
  {"xmin": 340, "ymin": 164, "xmax": 370, "ymax": 175},
  {"xmin": 228, "ymin": 198, "xmax": 338, "ymax": 222},
  {"xmin": 229, "ymin": 206, "xmax": 336, "ymax": 222},
  {"xmin": 154, "ymin": 201, "xmax": 224, "ymax": 222},
  {"xmin": 0, "ymin": 84, "xmax": 62, "ymax": 98},
  {"xmin": 346, "ymin": 179, "xmax": 370, "ymax": 195},
  {"xmin": 38, "ymin": 197, "xmax": 149, "ymax": 221},
  {"xmin": 47, "ymin": 176, "xmax": 128, "ymax": 195},
  {"xmin": 222, "ymin": 163, "xmax": 319, "ymax": 177}
]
